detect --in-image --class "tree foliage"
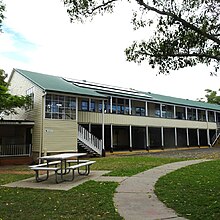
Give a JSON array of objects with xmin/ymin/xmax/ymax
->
[
  {"xmin": 204, "ymin": 88, "xmax": 220, "ymax": 105},
  {"xmin": 0, "ymin": 0, "xmax": 5, "ymax": 32},
  {"xmin": 63, "ymin": 0, "xmax": 220, "ymax": 74},
  {"xmin": 0, "ymin": 69, "xmax": 31, "ymax": 116}
]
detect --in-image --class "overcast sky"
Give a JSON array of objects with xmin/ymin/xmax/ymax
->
[{"xmin": 0, "ymin": 0, "xmax": 219, "ymax": 101}]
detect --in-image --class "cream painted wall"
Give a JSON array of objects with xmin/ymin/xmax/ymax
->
[
  {"xmin": 6, "ymin": 71, "xmax": 44, "ymax": 153},
  {"xmin": 42, "ymin": 119, "xmax": 77, "ymax": 152},
  {"xmin": 78, "ymin": 111, "xmax": 217, "ymax": 129}
]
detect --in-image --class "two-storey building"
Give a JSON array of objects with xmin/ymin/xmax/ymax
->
[{"xmin": 1, "ymin": 68, "xmax": 220, "ymax": 162}]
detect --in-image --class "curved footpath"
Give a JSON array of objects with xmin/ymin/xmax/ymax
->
[{"xmin": 113, "ymin": 159, "xmax": 211, "ymax": 220}]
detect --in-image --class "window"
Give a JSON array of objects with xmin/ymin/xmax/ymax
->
[
  {"xmin": 154, "ymin": 104, "xmax": 161, "ymax": 117},
  {"xmin": 81, "ymin": 100, "xmax": 89, "ymax": 111},
  {"xmin": 208, "ymin": 111, "xmax": 215, "ymax": 122},
  {"xmin": 98, "ymin": 101, "xmax": 107, "ymax": 113},
  {"xmin": 90, "ymin": 100, "xmax": 95, "ymax": 112},
  {"xmin": 198, "ymin": 109, "xmax": 206, "ymax": 121},
  {"xmin": 45, "ymin": 94, "xmax": 76, "ymax": 120},
  {"xmin": 162, "ymin": 105, "xmax": 174, "ymax": 118},
  {"xmin": 187, "ymin": 108, "xmax": 196, "ymax": 120},
  {"xmin": 26, "ymin": 87, "xmax": 34, "ymax": 110},
  {"xmin": 176, "ymin": 106, "xmax": 186, "ymax": 119}
]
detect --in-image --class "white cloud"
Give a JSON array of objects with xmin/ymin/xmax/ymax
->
[{"xmin": 0, "ymin": 0, "xmax": 219, "ymax": 101}]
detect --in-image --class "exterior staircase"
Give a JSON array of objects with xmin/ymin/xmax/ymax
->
[
  {"xmin": 211, "ymin": 124, "xmax": 220, "ymax": 147},
  {"xmin": 78, "ymin": 125, "xmax": 103, "ymax": 156}
]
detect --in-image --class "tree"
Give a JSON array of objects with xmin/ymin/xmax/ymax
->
[
  {"xmin": 0, "ymin": 69, "xmax": 31, "ymax": 116},
  {"xmin": 62, "ymin": 0, "xmax": 220, "ymax": 74},
  {"xmin": 204, "ymin": 88, "xmax": 220, "ymax": 105},
  {"xmin": 0, "ymin": 0, "xmax": 5, "ymax": 32}
]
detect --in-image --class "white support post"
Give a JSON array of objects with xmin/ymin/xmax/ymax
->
[
  {"xmin": 174, "ymin": 127, "xmax": 178, "ymax": 147},
  {"xmin": 186, "ymin": 128, "xmax": 189, "ymax": 147},
  {"xmin": 214, "ymin": 111, "xmax": 217, "ymax": 122},
  {"xmin": 207, "ymin": 129, "xmax": 210, "ymax": 147},
  {"xmin": 161, "ymin": 127, "xmax": 164, "ymax": 149},
  {"xmin": 89, "ymin": 98, "xmax": 91, "ymax": 112},
  {"xmin": 206, "ymin": 110, "xmax": 208, "ymax": 122},
  {"xmin": 185, "ymin": 107, "xmax": 188, "ymax": 120},
  {"xmin": 145, "ymin": 101, "xmax": 148, "ymax": 116},
  {"xmin": 110, "ymin": 124, "xmax": 113, "ymax": 152},
  {"xmin": 146, "ymin": 126, "xmax": 149, "ymax": 150},
  {"xmin": 129, "ymin": 99, "xmax": 132, "ymax": 115},
  {"xmin": 110, "ymin": 96, "xmax": 112, "ymax": 113},
  {"xmin": 102, "ymin": 100, "xmax": 105, "ymax": 156},
  {"xmin": 196, "ymin": 109, "xmax": 198, "ymax": 121},
  {"xmin": 76, "ymin": 97, "xmax": 78, "ymax": 122},
  {"xmin": 197, "ymin": 129, "xmax": 200, "ymax": 146},
  {"xmin": 160, "ymin": 104, "xmax": 163, "ymax": 118},
  {"xmin": 129, "ymin": 125, "xmax": 132, "ymax": 151}
]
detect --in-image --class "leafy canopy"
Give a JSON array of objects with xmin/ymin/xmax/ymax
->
[
  {"xmin": 0, "ymin": 69, "xmax": 31, "ymax": 116},
  {"xmin": 204, "ymin": 88, "xmax": 220, "ymax": 105},
  {"xmin": 62, "ymin": 0, "xmax": 220, "ymax": 74},
  {"xmin": 0, "ymin": 0, "xmax": 5, "ymax": 32}
]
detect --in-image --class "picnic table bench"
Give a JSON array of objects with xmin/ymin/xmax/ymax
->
[
  {"xmin": 66, "ymin": 161, "xmax": 96, "ymax": 181},
  {"xmin": 29, "ymin": 153, "xmax": 96, "ymax": 184}
]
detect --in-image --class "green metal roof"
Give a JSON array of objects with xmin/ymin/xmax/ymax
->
[
  {"xmin": 14, "ymin": 69, "xmax": 106, "ymax": 98},
  {"xmin": 145, "ymin": 92, "xmax": 220, "ymax": 111},
  {"xmin": 13, "ymin": 68, "xmax": 220, "ymax": 111}
]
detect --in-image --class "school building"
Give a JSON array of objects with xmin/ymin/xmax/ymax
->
[{"xmin": 1, "ymin": 68, "xmax": 220, "ymax": 163}]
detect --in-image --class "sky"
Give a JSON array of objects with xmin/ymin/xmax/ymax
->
[{"xmin": 0, "ymin": 0, "xmax": 220, "ymax": 101}]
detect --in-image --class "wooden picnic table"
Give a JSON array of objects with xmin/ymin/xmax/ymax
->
[{"xmin": 30, "ymin": 152, "xmax": 94, "ymax": 183}]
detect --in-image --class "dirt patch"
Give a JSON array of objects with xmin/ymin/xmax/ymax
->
[
  {"xmin": 148, "ymin": 147, "xmax": 220, "ymax": 159},
  {"xmin": 0, "ymin": 170, "xmax": 34, "ymax": 174}
]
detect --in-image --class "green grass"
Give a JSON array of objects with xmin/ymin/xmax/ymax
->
[
  {"xmin": 0, "ymin": 155, "xmax": 183, "ymax": 219},
  {"xmin": 92, "ymin": 156, "xmax": 183, "ymax": 176},
  {"xmin": 0, "ymin": 177, "xmax": 120, "ymax": 220},
  {"xmin": 155, "ymin": 159, "xmax": 220, "ymax": 220}
]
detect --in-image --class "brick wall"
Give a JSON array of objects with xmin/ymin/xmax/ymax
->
[{"xmin": 0, "ymin": 156, "xmax": 34, "ymax": 166}]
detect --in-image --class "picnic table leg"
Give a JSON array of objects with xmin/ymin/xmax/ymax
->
[
  {"xmin": 34, "ymin": 170, "xmax": 49, "ymax": 182},
  {"xmin": 78, "ymin": 165, "xmax": 91, "ymax": 176}
]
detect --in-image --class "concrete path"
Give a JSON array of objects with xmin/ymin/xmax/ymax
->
[{"xmin": 114, "ymin": 159, "xmax": 211, "ymax": 220}]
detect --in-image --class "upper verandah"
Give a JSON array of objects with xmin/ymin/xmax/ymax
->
[{"xmin": 10, "ymin": 68, "xmax": 220, "ymax": 112}]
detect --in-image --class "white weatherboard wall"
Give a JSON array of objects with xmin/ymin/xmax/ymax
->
[
  {"xmin": 78, "ymin": 112, "xmax": 217, "ymax": 129},
  {"xmin": 42, "ymin": 119, "xmax": 77, "ymax": 152},
  {"xmin": 6, "ymin": 70, "xmax": 44, "ymax": 153}
]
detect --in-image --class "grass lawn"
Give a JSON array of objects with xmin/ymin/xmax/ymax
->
[
  {"xmin": 92, "ymin": 156, "xmax": 182, "ymax": 176},
  {"xmin": 0, "ymin": 155, "xmax": 182, "ymax": 219},
  {"xmin": 155, "ymin": 159, "xmax": 220, "ymax": 220}
]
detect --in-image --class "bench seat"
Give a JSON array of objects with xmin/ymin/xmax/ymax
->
[
  {"xmin": 66, "ymin": 161, "xmax": 96, "ymax": 181},
  {"xmin": 30, "ymin": 166, "xmax": 62, "ymax": 183},
  {"xmin": 29, "ymin": 161, "xmax": 60, "ymax": 168},
  {"xmin": 31, "ymin": 167, "xmax": 60, "ymax": 171},
  {"xmin": 66, "ymin": 159, "xmax": 89, "ymax": 165}
]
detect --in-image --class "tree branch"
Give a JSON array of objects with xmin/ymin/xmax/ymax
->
[
  {"xmin": 136, "ymin": 0, "xmax": 220, "ymax": 45},
  {"xmin": 138, "ymin": 50, "xmax": 220, "ymax": 61},
  {"xmin": 88, "ymin": 0, "xmax": 119, "ymax": 14}
]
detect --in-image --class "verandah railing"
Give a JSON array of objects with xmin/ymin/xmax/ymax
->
[
  {"xmin": 0, "ymin": 144, "xmax": 32, "ymax": 157},
  {"xmin": 78, "ymin": 125, "xmax": 103, "ymax": 155}
]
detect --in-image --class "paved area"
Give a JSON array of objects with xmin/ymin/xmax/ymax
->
[
  {"xmin": 114, "ymin": 159, "xmax": 211, "ymax": 220},
  {"xmin": 3, "ymin": 170, "xmax": 127, "ymax": 191}
]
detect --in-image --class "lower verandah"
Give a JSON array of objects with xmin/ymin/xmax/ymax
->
[{"xmin": 79, "ymin": 124, "xmax": 215, "ymax": 152}]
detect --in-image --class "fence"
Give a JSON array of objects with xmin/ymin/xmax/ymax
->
[{"xmin": 0, "ymin": 144, "xmax": 32, "ymax": 157}]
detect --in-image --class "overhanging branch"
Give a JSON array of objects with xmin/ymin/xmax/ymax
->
[
  {"xmin": 136, "ymin": 0, "xmax": 220, "ymax": 45},
  {"xmin": 88, "ymin": 0, "xmax": 119, "ymax": 14},
  {"xmin": 137, "ymin": 50, "xmax": 220, "ymax": 61}
]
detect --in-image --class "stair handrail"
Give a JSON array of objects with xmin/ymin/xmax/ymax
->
[
  {"xmin": 78, "ymin": 125, "xmax": 103, "ymax": 155},
  {"xmin": 211, "ymin": 128, "xmax": 220, "ymax": 147}
]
